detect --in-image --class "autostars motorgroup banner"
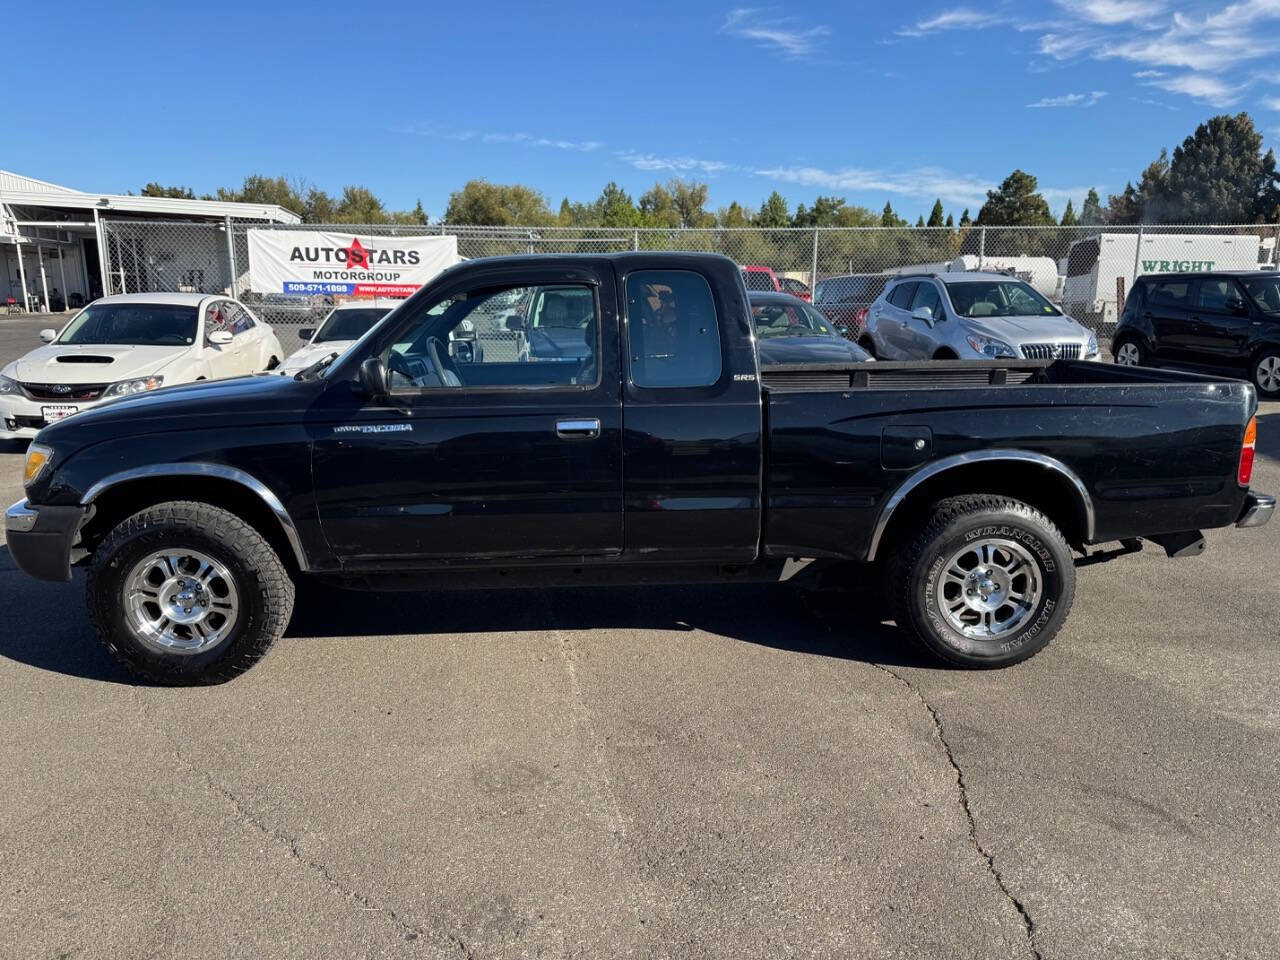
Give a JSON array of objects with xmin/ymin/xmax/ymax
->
[{"xmin": 246, "ymin": 230, "xmax": 459, "ymax": 297}]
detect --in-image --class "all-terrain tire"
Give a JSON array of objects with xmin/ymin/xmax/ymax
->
[
  {"xmin": 887, "ymin": 495, "xmax": 1075, "ymax": 668},
  {"xmin": 86, "ymin": 501, "xmax": 295, "ymax": 684}
]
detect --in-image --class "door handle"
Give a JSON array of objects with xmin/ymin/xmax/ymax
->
[{"xmin": 555, "ymin": 418, "xmax": 600, "ymax": 439}]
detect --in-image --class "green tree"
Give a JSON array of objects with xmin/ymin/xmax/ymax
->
[
  {"xmin": 669, "ymin": 178, "xmax": 715, "ymax": 228},
  {"xmin": 334, "ymin": 185, "xmax": 388, "ymax": 223},
  {"xmin": 926, "ymin": 199, "xmax": 945, "ymax": 228},
  {"xmin": 945, "ymin": 212, "xmax": 955, "ymax": 229},
  {"xmin": 141, "ymin": 182, "xmax": 195, "ymax": 199},
  {"xmin": 1164, "ymin": 112, "xmax": 1279, "ymax": 222},
  {"xmin": 959, "ymin": 208, "xmax": 972, "ymax": 227},
  {"xmin": 443, "ymin": 179, "xmax": 554, "ymax": 226},
  {"xmin": 638, "ymin": 182, "xmax": 680, "ymax": 228},
  {"xmin": 1079, "ymin": 188, "xmax": 1104, "ymax": 226},
  {"xmin": 302, "ymin": 187, "xmax": 337, "ymax": 223},
  {"xmin": 595, "ymin": 181, "xmax": 641, "ymax": 227},
  {"xmin": 756, "ymin": 191, "xmax": 791, "ymax": 228},
  {"xmin": 1105, "ymin": 183, "xmax": 1142, "ymax": 225},
  {"xmin": 217, "ymin": 174, "xmax": 307, "ymax": 218},
  {"xmin": 717, "ymin": 201, "xmax": 752, "ymax": 228},
  {"xmin": 976, "ymin": 170, "xmax": 1054, "ymax": 226},
  {"xmin": 1060, "ymin": 199, "xmax": 1077, "ymax": 226},
  {"xmin": 915, "ymin": 214, "xmax": 925, "ymax": 227},
  {"xmin": 793, "ymin": 196, "xmax": 849, "ymax": 227},
  {"xmin": 881, "ymin": 201, "xmax": 905, "ymax": 227}
]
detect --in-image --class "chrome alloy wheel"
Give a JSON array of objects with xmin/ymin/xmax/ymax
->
[
  {"xmin": 124, "ymin": 549, "xmax": 240, "ymax": 654},
  {"xmin": 935, "ymin": 538, "xmax": 1043, "ymax": 639},
  {"xmin": 1115, "ymin": 342, "xmax": 1140, "ymax": 365},
  {"xmin": 1257, "ymin": 355, "xmax": 1280, "ymax": 393}
]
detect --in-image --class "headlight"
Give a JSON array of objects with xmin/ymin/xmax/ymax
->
[
  {"xmin": 102, "ymin": 375, "xmax": 164, "ymax": 398},
  {"xmin": 965, "ymin": 333, "xmax": 1018, "ymax": 359},
  {"xmin": 0, "ymin": 375, "xmax": 20, "ymax": 395},
  {"xmin": 23, "ymin": 443, "xmax": 53, "ymax": 487},
  {"xmin": 1085, "ymin": 331, "xmax": 1099, "ymax": 356}
]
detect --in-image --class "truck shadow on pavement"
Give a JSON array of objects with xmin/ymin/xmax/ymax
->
[{"xmin": 0, "ymin": 543, "xmax": 928, "ymax": 684}]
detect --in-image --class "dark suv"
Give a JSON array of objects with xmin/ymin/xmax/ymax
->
[
  {"xmin": 812, "ymin": 274, "xmax": 890, "ymax": 340},
  {"xmin": 1113, "ymin": 271, "xmax": 1280, "ymax": 397}
]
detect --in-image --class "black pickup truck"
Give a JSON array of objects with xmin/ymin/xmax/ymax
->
[{"xmin": 6, "ymin": 253, "xmax": 1272, "ymax": 684}]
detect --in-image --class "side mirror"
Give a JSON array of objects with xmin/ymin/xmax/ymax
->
[
  {"xmin": 39, "ymin": 329, "xmax": 56, "ymax": 343},
  {"xmin": 298, "ymin": 328, "xmax": 315, "ymax": 341},
  {"xmin": 504, "ymin": 314, "xmax": 524, "ymax": 332},
  {"xmin": 358, "ymin": 356, "xmax": 388, "ymax": 399},
  {"xmin": 911, "ymin": 305, "xmax": 935, "ymax": 326},
  {"xmin": 208, "ymin": 330, "xmax": 233, "ymax": 345}
]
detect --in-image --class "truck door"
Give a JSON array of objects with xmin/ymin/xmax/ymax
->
[
  {"xmin": 1143, "ymin": 277, "xmax": 1198, "ymax": 363},
  {"xmin": 620, "ymin": 262, "xmax": 763, "ymax": 562},
  {"xmin": 310, "ymin": 262, "xmax": 623, "ymax": 563}
]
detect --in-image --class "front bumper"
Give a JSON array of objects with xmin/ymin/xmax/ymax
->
[
  {"xmin": 1237, "ymin": 491, "xmax": 1275, "ymax": 528},
  {"xmin": 5, "ymin": 498, "xmax": 86, "ymax": 582},
  {"xmin": 0, "ymin": 394, "xmax": 107, "ymax": 440}
]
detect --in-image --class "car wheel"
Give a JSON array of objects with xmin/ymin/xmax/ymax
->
[
  {"xmin": 86, "ymin": 501, "xmax": 295, "ymax": 684},
  {"xmin": 1250, "ymin": 347, "xmax": 1280, "ymax": 398},
  {"xmin": 1114, "ymin": 337, "xmax": 1145, "ymax": 366},
  {"xmin": 887, "ymin": 495, "xmax": 1076, "ymax": 668},
  {"xmin": 858, "ymin": 337, "xmax": 878, "ymax": 359}
]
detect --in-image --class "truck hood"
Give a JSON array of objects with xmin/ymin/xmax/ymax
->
[
  {"xmin": 757, "ymin": 335, "xmax": 873, "ymax": 365},
  {"xmin": 3, "ymin": 343, "xmax": 191, "ymax": 385},
  {"xmin": 37, "ymin": 372, "xmax": 324, "ymax": 447},
  {"xmin": 279, "ymin": 341, "xmax": 355, "ymax": 374},
  {"xmin": 965, "ymin": 314, "xmax": 1089, "ymax": 342}
]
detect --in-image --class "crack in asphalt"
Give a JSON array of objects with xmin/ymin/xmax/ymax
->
[
  {"xmin": 150, "ymin": 721, "xmax": 476, "ymax": 959},
  {"xmin": 870, "ymin": 664, "xmax": 1044, "ymax": 960}
]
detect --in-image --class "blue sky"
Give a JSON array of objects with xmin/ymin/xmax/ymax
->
[{"xmin": 9, "ymin": 0, "xmax": 1280, "ymax": 221}]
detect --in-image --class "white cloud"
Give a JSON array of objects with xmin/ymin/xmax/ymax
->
[
  {"xmin": 721, "ymin": 8, "xmax": 829, "ymax": 58},
  {"xmin": 1132, "ymin": 68, "xmax": 1164, "ymax": 77},
  {"xmin": 395, "ymin": 124, "xmax": 602, "ymax": 152},
  {"xmin": 616, "ymin": 151, "xmax": 730, "ymax": 174},
  {"xmin": 1054, "ymin": 0, "xmax": 1164, "ymax": 24},
  {"xmin": 754, "ymin": 164, "xmax": 996, "ymax": 207},
  {"xmin": 897, "ymin": 7, "xmax": 1010, "ymax": 35},
  {"xmin": 1263, "ymin": 95, "xmax": 1280, "ymax": 110},
  {"xmin": 1026, "ymin": 90, "xmax": 1108, "ymax": 107},
  {"xmin": 1148, "ymin": 72, "xmax": 1247, "ymax": 106}
]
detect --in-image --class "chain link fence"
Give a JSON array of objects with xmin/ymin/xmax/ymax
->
[{"xmin": 101, "ymin": 219, "xmax": 1280, "ymax": 339}]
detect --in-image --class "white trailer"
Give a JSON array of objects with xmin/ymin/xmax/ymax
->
[{"xmin": 1062, "ymin": 232, "xmax": 1266, "ymax": 324}]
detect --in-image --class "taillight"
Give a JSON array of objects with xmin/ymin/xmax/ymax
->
[
  {"xmin": 1239, "ymin": 416, "xmax": 1257, "ymax": 487},
  {"xmin": 854, "ymin": 307, "xmax": 869, "ymax": 329}
]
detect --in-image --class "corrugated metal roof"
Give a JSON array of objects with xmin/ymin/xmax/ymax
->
[{"xmin": 0, "ymin": 169, "xmax": 301, "ymax": 224}]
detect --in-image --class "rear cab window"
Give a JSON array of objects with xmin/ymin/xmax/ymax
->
[{"xmin": 626, "ymin": 270, "xmax": 722, "ymax": 388}]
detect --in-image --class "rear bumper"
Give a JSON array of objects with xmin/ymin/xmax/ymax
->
[
  {"xmin": 1237, "ymin": 491, "xmax": 1275, "ymax": 528},
  {"xmin": 5, "ymin": 499, "xmax": 85, "ymax": 582}
]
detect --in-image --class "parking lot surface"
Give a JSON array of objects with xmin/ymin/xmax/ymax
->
[{"xmin": 1, "ymin": 315, "xmax": 1277, "ymax": 959}]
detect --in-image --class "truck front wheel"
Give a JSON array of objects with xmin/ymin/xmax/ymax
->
[
  {"xmin": 86, "ymin": 501, "xmax": 295, "ymax": 684},
  {"xmin": 888, "ymin": 495, "xmax": 1076, "ymax": 668}
]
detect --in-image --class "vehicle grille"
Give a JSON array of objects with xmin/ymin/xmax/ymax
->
[
  {"xmin": 20, "ymin": 382, "xmax": 108, "ymax": 401},
  {"xmin": 1019, "ymin": 343, "xmax": 1081, "ymax": 361}
]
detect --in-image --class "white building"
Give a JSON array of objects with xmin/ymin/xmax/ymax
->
[{"xmin": 1, "ymin": 170, "xmax": 300, "ymax": 313}]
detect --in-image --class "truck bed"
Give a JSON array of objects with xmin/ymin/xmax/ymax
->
[{"xmin": 759, "ymin": 359, "xmax": 1257, "ymax": 561}]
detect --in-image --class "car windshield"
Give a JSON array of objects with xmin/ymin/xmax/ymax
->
[
  {"xmin": 752, "ymin": 301, "xmax": 837, "ymax": 338},
  {"xmin": 943, "ymin": 280, "xmax": 1059, "ymax": 318},
  {"xmin": 314, "ymin": 307, "xmax": 389, "ymax": 343},
  {"xmin": 1240, "ymin": 275, "xmax": 1280, "ymax": 314},
  {"xmin": 57, "ymin": 303, "xmax": 199, "ymax": 346}
]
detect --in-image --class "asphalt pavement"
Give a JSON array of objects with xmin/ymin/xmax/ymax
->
[{"xmin": 1, "ymin": 315, "xmax": 1277, "ymax": 959}]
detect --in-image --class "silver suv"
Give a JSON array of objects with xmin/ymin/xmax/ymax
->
[{"xmin": 861, "ymin": 272, "xmax": 1099, "ymax": 362}]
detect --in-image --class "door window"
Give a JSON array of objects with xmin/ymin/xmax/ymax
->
[
  {"xmin": 626, "ymin": 270, "xmax": 722, "ymax": 388},
  {"xmin": 887, "ymin": 282, "xmax": 918, "ymax": 309},
  {"xmin": 205, "ymin": 301, "xmax": 231, "ymax": 336},
  {"xmin": 910, "ymin": 281, "xmax": 942, "ymax": 318},
  {"xmin": 385, "ymin": 283, "xmax": 599, "ymax": 390},
  {"xmin": 1194, "ymin": 278, "xmax": 1235, "ymax": 313},
  {"xmin": 1146, "ymin": 279, "xmax": 1192, "ymax": 308}
]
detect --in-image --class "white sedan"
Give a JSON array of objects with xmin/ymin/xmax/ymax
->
[
  {"xmin": 0, "ymin": 292, "xmax": 283, "ymax": 440},
  {"xmin": 277, "ymin": 301, "xmax": 395, "ymax": 376}
]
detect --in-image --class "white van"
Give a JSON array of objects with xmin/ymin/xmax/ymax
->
[{"xmin": 1062, "ymin": 232, "xmax": 1266, "ymax": 325}]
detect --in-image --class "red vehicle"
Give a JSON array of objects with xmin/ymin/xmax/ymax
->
[
  {"xmin": 778, "ymin": 276, "xmax": 812, "ymax": 301},
  {"xmin": 740, "ymin": 265, "xmax": 781, "ymax": 293}
]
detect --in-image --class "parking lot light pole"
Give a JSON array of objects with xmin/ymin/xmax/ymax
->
[
  {"xmin": 224, "ymin": 217, "xmax": 239, "ymax": 297},
  {"xmin": 1132, "ymin": 224, "xmax": 1144, "ymax": 285}
]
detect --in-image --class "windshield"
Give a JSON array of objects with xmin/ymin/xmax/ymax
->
[
  {"xmin": 314, "ymin": 307, "xmax": 389, "ymax": 343},
  {"xmin": 943, "ymin": 280, "xmax": 1059, "ymax": 318},
  {"xmin": 752, "ymin": 301, "xmax": 837, "ymax": 338},
  {"xmin": 1240, "ymin": 275, "xmax": 1280, "ymax": 313},
  {"xmin": 57, "ymin": 303, "xmax": 199, "ymax": 346}
]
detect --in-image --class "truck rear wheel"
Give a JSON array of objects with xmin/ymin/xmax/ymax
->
[
  {"xmin": 86, "ymin": 501, "xmax": 295, "ymax": 684},
  {"xmin": 888, "ymin": 495, "xmax": 1075, "ymax": 668}
]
